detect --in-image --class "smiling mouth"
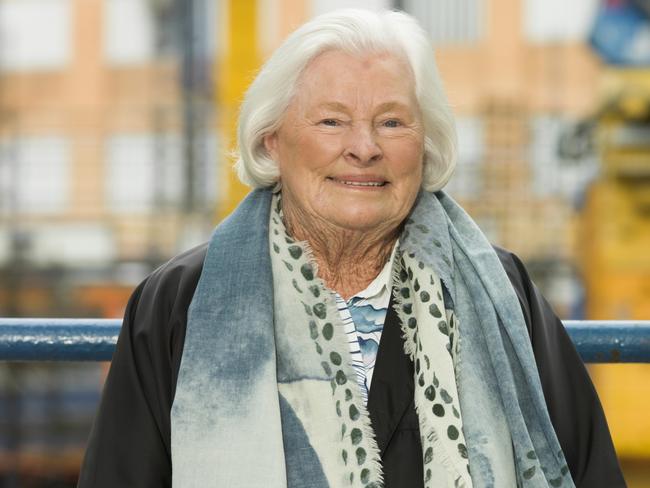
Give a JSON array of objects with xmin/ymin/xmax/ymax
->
[{"xmin": 327, "ymin": 177, "xmax": 388, "ymax": 187}]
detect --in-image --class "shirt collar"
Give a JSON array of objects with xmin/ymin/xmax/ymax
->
[{"xmin": 350, "ymin": 239, "xmax": 399, "ymax": 302}]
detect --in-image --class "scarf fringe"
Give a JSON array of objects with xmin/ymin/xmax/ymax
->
[{"xmin": 390, "ymin": 256, "xmax": 418, "ymax": 362}]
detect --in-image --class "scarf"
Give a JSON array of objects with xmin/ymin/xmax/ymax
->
[{"xmin": 171, "ymin": 188, "xmax": 575, "ymax": 488}]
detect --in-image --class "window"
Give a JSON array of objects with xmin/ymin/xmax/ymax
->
[
  {"xmin": 310, "ymin": 0, "xmax": 391, "ymax": 17},
  {"xmin": 0, "ymin": 136, "xmax": 70, "ymax": 214},
  {"xmin": 0, "ymin": 141, "xmax": 11, "ymax": 211},
  {"xmin": 26, "ymin": 224, "xmax": 115, "ymax": 266},
  {"xmin": 445, "ymin": 116, "xmax": 485, "ymax": 199},
  {"xmin": 402, "ymin": 0, "xmax": 485, "ymax": 45},
  {"xmin": 0, "ymin": 0, "xmax": 71, "ymax": 71},
  {"xmin": 192, "ymin": 131, "xmax": 219, "ymax": 208},
  {"xmin": 0, "ymin": 230, "xmax": 9, "ymax": 264},
  {"xmin": 105, "ymin": 133, "xmax": 183, "ymax": 213},
  {"xmin": 104, "ymin": 0, "xmax": 156, "ymax": 64},
  {"xmin": 105, "ymin": 131, "xmax": 219, "ymax": 214},
  {"xmin": 524, "ymin": 0, "xmax": 598, "ymax": 43}
]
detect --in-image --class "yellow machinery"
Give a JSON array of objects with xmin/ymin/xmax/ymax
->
[
  {"xmin": 216, "ymin": 0, "xmax": 260, "ymax": 220},
  {"xmin": 580, "ymin": 69, "xmax": 650, "ymax": 458}
]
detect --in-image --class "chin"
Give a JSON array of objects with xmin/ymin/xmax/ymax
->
[{"xmin": 326, "ymin": 210, "xmax": 394, "ymax": 233}]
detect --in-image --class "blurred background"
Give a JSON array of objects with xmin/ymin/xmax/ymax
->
[{"xmin": 0, "ymin": 0, "xmax": 648, "ymax": 486}]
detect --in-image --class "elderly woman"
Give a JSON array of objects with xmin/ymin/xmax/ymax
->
[{"xmin": 78, "ymin": 9, "xmax": 625, "ymax": 488}]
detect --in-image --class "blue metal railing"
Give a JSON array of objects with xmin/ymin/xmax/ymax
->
[
  {"xmin": 0, "ymin": 319, "xmax": 649, "ymax": 363},
  {"xmin": 0, "ymin": 319, "xmax": 119, "ymax": 362},
  {"xmin": 564, "ymin": 321, "xmax": 650, "ymax": 363}
]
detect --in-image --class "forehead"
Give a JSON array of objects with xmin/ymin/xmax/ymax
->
[{"xmin": 293, "ymin": 49, "xmax": 417, "ymax": 108}]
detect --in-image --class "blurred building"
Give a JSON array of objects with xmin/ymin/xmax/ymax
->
[
  {"xmin": 0, "ymin": 0, "xmax": 218, "ymax": 483},
  {"xmin": 0, "ymin": 0, "xmax": 218, "ymax": 319},
  {"xmin": 0, "ymin": 0, "xmax": 602, "ymax": 323}
]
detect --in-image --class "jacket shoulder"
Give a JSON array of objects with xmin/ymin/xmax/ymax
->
[
  {"xmin": 139, "ymin": 243, "xmax": 208, "ymax": 307},
  {"xmin": 128, "ymin": 242, "xmax": 208, "ymax": 349},
  {"xmin": 148, "ymin": 242, "xmax": 208, "ymax": 289}
]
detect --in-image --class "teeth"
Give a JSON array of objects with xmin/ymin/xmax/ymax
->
[{"xmin": 339, "ymin": 180, "xmax": 384, "ymax": 187}]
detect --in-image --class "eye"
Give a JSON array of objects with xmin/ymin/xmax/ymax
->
[
  {"xmin": 382, "ymin": 119, "xmax": 401, "ymax": 128},
  {"xmin": 320, "ymin": 119, "xmax": 339, "ymax": 127}
]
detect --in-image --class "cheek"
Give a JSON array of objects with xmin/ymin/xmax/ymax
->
[
  {"xmin": 306, "ymin": 134, "xmax": 343, "ymax": 161},
  {"xmin": 277, "ymin": 141, "xmax": 310, "ymax": 178},
  {"xmin": 386, "ymin": 139, "xmax": 425, "ymax": 181},
  {"xmin": 298, "ymin": 140, "xmax": 343, "ymax": 176}
]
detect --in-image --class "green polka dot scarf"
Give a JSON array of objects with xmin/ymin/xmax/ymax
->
[
  {"xmin": 269, "ymin": 192, "xmax": 472, "ymax": 486},
  {"xmin": 393, "ymin": 251, "xmax": 472, "ymax": 486},
  {"xmin": 269, "ymin": 194, "xmax": 383, "ymax": 487}
]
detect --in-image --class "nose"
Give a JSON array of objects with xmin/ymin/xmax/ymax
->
[{"xmin": 343, "ymin": 124, "xmax": 383, "ymax": 165}]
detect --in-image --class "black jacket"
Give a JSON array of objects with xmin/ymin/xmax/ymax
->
[{"xmin": 77, "ymin": 244, "xmax": 626, "ymax": 487}]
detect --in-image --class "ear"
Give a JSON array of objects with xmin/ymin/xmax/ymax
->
[{"xmin": 263, "ymin": 132, "xmax": 279, "ymax": 161}]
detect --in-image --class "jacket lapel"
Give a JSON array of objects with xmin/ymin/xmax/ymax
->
[{"xmin": 367, "ymin": 292, "xmax": 415, "ymax": 455}]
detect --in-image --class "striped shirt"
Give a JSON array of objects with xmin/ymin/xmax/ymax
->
[{"xmin": 334, "ymin": 244, "xmax": 397, "ymax": 405}]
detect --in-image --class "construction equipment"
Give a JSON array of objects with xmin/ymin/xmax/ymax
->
[{"xmin": 575, "ymin": 0, "xmax": 650, "ymax": 459}]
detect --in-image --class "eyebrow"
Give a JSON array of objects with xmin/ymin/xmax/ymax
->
[
  {"xmin": 316, "ymin": 101, "xmax": 412, "ymax": 112},
  {"xmin": 317, "ymin": 102, "xmax": 349, "ymax": 112},
  {"xmin": 375, "ymin": 101, "xmax": 412, "ymax": 112}
]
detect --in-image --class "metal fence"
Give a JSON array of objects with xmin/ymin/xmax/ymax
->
[{"xmin": 0, "ymin": 318, "xmax": 649, "ymax": 363}]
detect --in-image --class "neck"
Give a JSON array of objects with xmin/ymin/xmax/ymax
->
[{"xmin": 282, "ymin": 201, "xmax": 399, "ymax": 300}]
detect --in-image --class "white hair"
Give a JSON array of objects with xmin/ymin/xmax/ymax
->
[{"xmin": 235, "ymin": 9, "xmax": 457, "ymax": 192}]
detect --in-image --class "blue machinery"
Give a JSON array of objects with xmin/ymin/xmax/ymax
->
[{"xmin": 0, "ymin": 319, "xmax": 649, "ymax": 363}]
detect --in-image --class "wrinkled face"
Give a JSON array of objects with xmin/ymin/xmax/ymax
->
[{"xmin": 264, "ymin": 49, "xmax": 424, "ymax": 234}]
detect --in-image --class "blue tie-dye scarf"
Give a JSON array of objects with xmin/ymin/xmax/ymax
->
[{"xmin": 170, "ymin": 188, "xmax": 575, "ymax": 488}]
